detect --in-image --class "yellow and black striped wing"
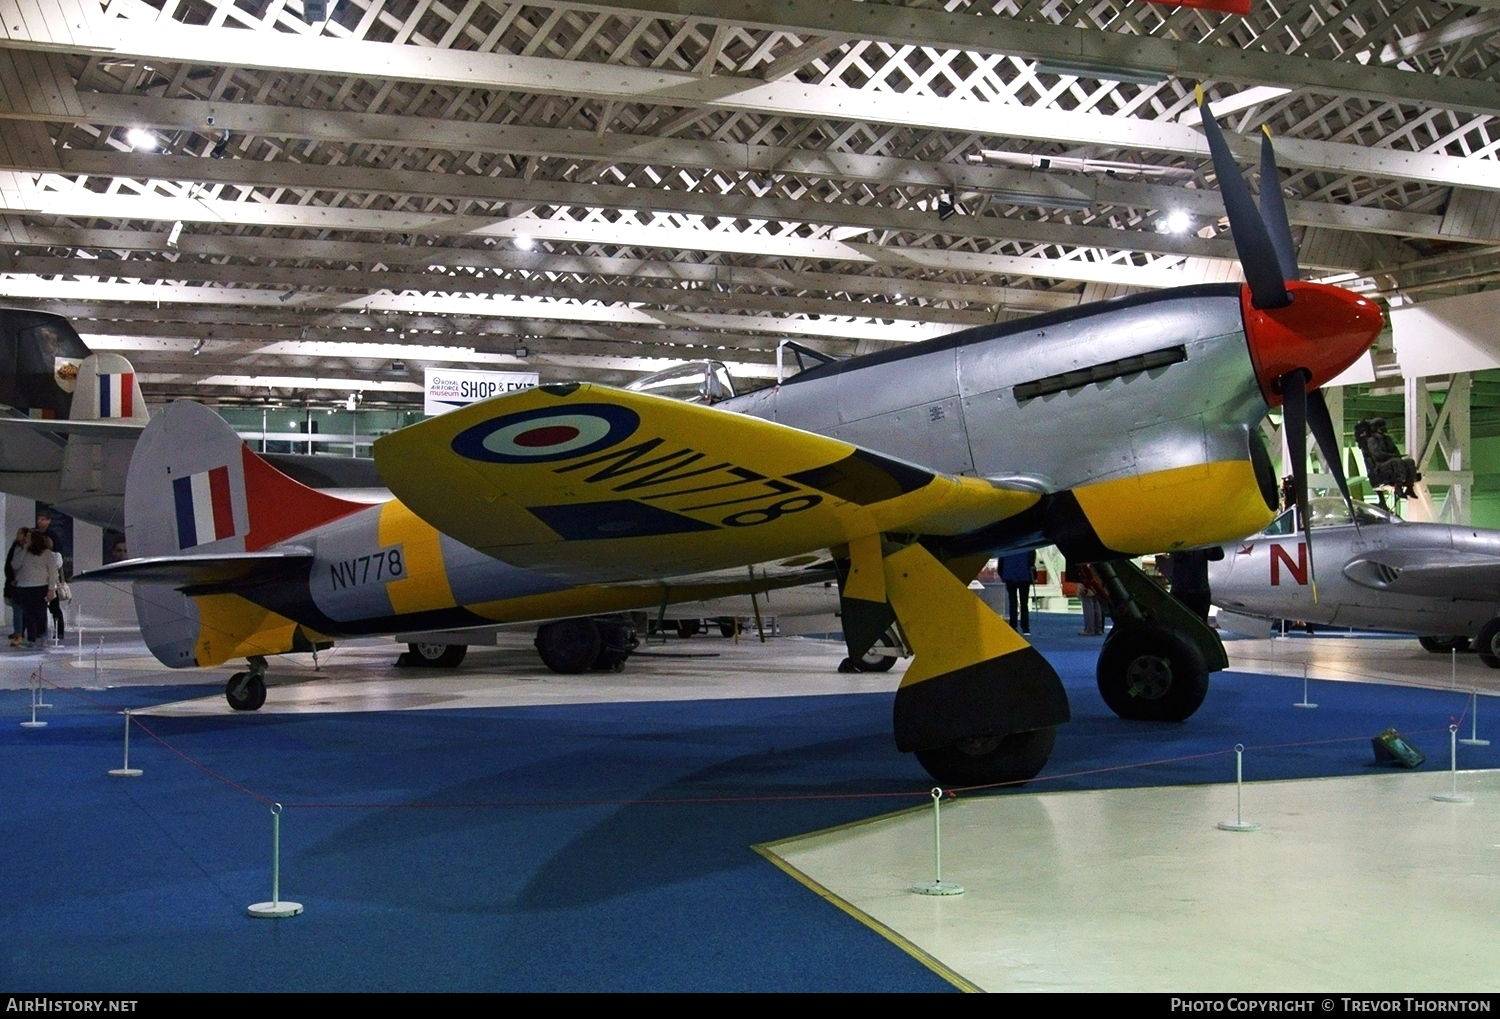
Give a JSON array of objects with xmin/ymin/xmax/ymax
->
[{"xmin": 373, "ymin": 383, "xmax": 1038, "ymax": 583}]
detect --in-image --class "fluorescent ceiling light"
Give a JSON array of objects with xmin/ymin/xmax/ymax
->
[
  {"xmin": 971, "ymin": 150, "xmax": 1194, "ymax": 181},
  {"xmin": 1035, "ymin": 61, "xmax": 1168, "ymax": 87},
  {"xmin": 199, "ymin": 375, "xmax": 424, "ymax": 393}
]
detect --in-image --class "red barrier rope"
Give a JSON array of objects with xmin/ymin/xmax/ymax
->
[{"xmin": 23, "ymin": 669, "xmax": 1487, "ymax": 812}]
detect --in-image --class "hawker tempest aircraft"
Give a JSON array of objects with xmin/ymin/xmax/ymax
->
[
  {"xmin": 1211, "ymin": 497, "xmax": 1500, "ymax": 666},
  {"xmin": 78, "ymin": 98, "xmax": 1383, "ymax": 785}
]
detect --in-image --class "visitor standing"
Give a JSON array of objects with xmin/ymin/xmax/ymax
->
[
  {"xmin": 45, "ymin": 536, "xmax": 66, "ymax": 644},
  {"xmin": 5, "ymin": 526, "xmax": 28, "ymax": 645},
  {"xmin": 11, "ymin": 530, "xmax": 57, "ymax": 648},
  {"xmin": 1001, "ymin": 550, "xmax": 1036, "ymax": 635}
]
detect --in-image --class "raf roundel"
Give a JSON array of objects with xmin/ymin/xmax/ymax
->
[{"xmin": 451, "ymin": 403, "xmax": 640, "ymax": 464}]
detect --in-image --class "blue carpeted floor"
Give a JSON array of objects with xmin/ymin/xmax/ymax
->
[{"xmin": 3, "ymin": 615, "xmax": 1494, "ymax": 991}]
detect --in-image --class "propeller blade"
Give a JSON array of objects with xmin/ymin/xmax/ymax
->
[
  {"xmin": 1196, "ymin": 88, "xmax": 1291, "ymax": 310},
  {"xmin": 1307, "ymin": 386, "xmax": 1355, "ymax": 517},
  {"xmin": 1258, "ymin": 126, "xmax": 1300, "ymax": 282},
  {"xmin": 1281, "ymin": 368, "xmax": 1318, "ymax": 601}
]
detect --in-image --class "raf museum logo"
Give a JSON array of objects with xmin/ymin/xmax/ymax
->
[{"xmin": 423, "ymin": 367, "xmax": 540, "ymax": 417}]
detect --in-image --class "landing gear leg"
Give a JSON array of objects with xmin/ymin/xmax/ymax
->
[
  {"xmin": 226, "ymin": 655, "xmax": 269, "ymax": 712},
  {"xmin": 1091, "ymin": 559, "xmax": 1225, "ymax": 722}
]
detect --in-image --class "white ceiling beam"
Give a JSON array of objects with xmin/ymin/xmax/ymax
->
[
  {"xmin": 566, "ymin": 0, "xmax": 1500, "ymax": 117},
  {"xmin": 0, "ymin": 223, "xmax": 1082, "ymax": 310},
  {"xmin": 4, "ymin": 18, "xmax": 1497, "ymax": 191},
  {"xmin": 0, "ymin": 297, "xmax": 902, "ymax": 354},
  {"xmin": 0, "ymin": 275, "xmax": 961, "ymax": 344},
  {"xmin": 11, "ymin": 0, "xmax": 1500, "ymax": 118},
  {"xmin": 0, "ymin": 92, "xmax": 1464, "ymax": 242},
  {"xmin": 0, "ymin": 173, "xmax": 1242, "ymax": 288},
  {"xmin": 0, "ymin": 254, "xmax": 996, "ymax": 326},
  {"xmin": 20, "ymin": 149, "xmax": 1241, "ymax": 262}
]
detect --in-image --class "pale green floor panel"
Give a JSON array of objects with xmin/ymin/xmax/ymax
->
[{"xmin": 766, "ymin": 771, "xmax": 1500, "ymax": 992}]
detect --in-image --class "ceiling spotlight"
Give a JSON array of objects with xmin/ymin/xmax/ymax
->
[
  {"xmin": 167, "ymin": 220, "xmax": 183, "ymax": 248},
  {"xmin": 190, "ymin": 338, "xmax": 205, "ymax": 356},
  {"xmin": 125, "ymin": 128, "xmax": 156, "ymax": 151},
  {"xmin": 345, "ymin": 392, "xmax": 361, "ymax": 412},
  {"xmin": 515, "ymin": 346, "xmax": 529, "ymax": 359},
  {"xmin": 936, "ymin": 193, "xmax": 958, "ymax": 221},
  {"xmin": 1161, "ymin": 210, "xmax": 1192, "ymax": 234},
  {"xmin": 302, "ymin": 0, "xmax": 328, "ymax": 24},
  {"xmin": 514, "ymin": 234, "xmax": 535, "ymax": 251}
]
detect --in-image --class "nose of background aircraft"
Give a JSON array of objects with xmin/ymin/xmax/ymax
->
[{"xmin": 1241, "ymin": 280, "xmax": 1384, "ymax": 405}]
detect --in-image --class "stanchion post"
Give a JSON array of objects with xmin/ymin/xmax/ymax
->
[
  {"xmin": 34, "ymin": 662, "xmax": 49, "ymax": 709},
  {"xmin": 1460, "ymin": 690, "xmax": 1489, "ymax": 747},
  {"xmin": 911, "ymin": 787, "xmax": 964, "ymax": 896},
  {"xmin": 1217, "ymin": 744, "xmax": 1260, "ymax": 832},
  {"xmin": 247, "ymin": 803, "xmax": 303, "ymax": 918},
  {"xmin": 1433, "ymin": 724, "xmax": 1473, "ymax": 803},
  {"xmin": 108, "ymin": 710, "xmax": 142, "ymax": 777},
  {"xmin": 93, "ymin": 637, "xmax": 101, "ymax": 687},
  {"xmin": 20, "ymin": 669, "xmax": 45, "ymax": 728},
  {"xmin": 1294, "ymin": 663, "xmax": 1317, "ymax": 709}
]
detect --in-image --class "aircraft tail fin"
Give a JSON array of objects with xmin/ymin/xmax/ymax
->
[
  {"xmin": 126, "ymin": 400, "xmax": 365, "ymax": 559},
  {"xmin": 68, "ymin": 352, "xmax": 149, "ymax": 423},
  {"xmin": 0, "ymin": 308, "xmax": 91, "ymax": 418},
  {"xmin": 123, "ymin": 401, "xmax": 364, "ymax": 668}
]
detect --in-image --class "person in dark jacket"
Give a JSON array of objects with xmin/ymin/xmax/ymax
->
[
  {"xmin": 1168, "ymin": 547, "xmax": 1225, "ymax": 623},
  {"xmin": 5, "ymin": 527, "xmax": 29, "ymax": 644},
  {"xmin": 1001, "ymin": 550, "xmax": 1036, "ymax": 635}
]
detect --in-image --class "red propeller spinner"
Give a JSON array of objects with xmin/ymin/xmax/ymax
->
[{"xmin": 1241, "ymin": 280, "xmax": 1384, "ymax": 407}]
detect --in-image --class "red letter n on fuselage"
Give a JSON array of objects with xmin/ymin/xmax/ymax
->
[{"xmin": 1270, "ymin": 542, "xmax": 1307, "ymax": 586}]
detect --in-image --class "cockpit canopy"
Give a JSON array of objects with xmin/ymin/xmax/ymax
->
[
  {"xmin": 1260, "ymin": 496, "xmax": 1398, "ymax": 536},
  {"xmin": 625, "ymin": 360, "xmax": 735, "ymax": 405}
]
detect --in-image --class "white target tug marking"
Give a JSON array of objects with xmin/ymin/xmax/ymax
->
[{"xmin": 480, "ymin": 412, "xmax": 617, "ymax": 459}]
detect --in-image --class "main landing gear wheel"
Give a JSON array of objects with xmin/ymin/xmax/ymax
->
[
  {"xmin": 913, "ymin": 727, "xmax": 1057, "ymax": 787},
  {"xmin": 406, "ymin": 642, "xmax": 468, "ymax": 668},
  {"xmin": 1096, "ymin": 620, "xmax": 1210, "ymax": 722},
  {"xmin": 226, "ymin": 671, "xmax": 266, "ymax": 712},
  {"xmin": 717, "ymin": 617, "xmax": 738, "ymax": 638},
  {"xmin": 1475, "ymin": 618, "xmax": 1500, "ymax": 669},
  {"xmin": 1418, "ymin": 635, "xmax": 1472, "ymax": 655},
  {"xmin": 675, "ymin": 619, "xmax": 701, "ymax": 638},
  {"xmin": 535, "ymin": 618, "xmax": 602, "ymax": 673}
]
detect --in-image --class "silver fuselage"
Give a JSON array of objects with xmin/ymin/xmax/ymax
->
[
  {"xmin": 723, "ymin": 285, "xmax": 1268, "ymax": 495},
  {"xmin": 1210, "ymin": 522, "xmax": 1500, "ymax": 637}
]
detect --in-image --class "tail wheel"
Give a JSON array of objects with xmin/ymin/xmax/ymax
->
[
  {"xmin": 852, "ymin": 632, "xmax": 899, "ymax": 673},
  {"xmin": 535, "ymin": 618, "xmax": 602, "ymax": 674},
  {"xmin": 1476, "ymin": 618, "xmax": 1500, "ymax": 669},
  {"xmin": 226, "ymin": 671, "xmax": 266, "ymax": 712},
  {"xmin": 1096, "ymin": 620, "xmax": 1210, "ymax": 722},
  {"xmin": 675, "ymin": 619, "xmax": 701, "ymax": 638},
  {"xmin": 407, "ymin": 642, "xmax": 468, "ymax": 668},
  {"xmin": 717, "ymin": 617, "xmax": 738, "ymax": 638},
  {"xmin": 913, "ymin": 727, "xmax": 1056, "ymax": 787}
]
